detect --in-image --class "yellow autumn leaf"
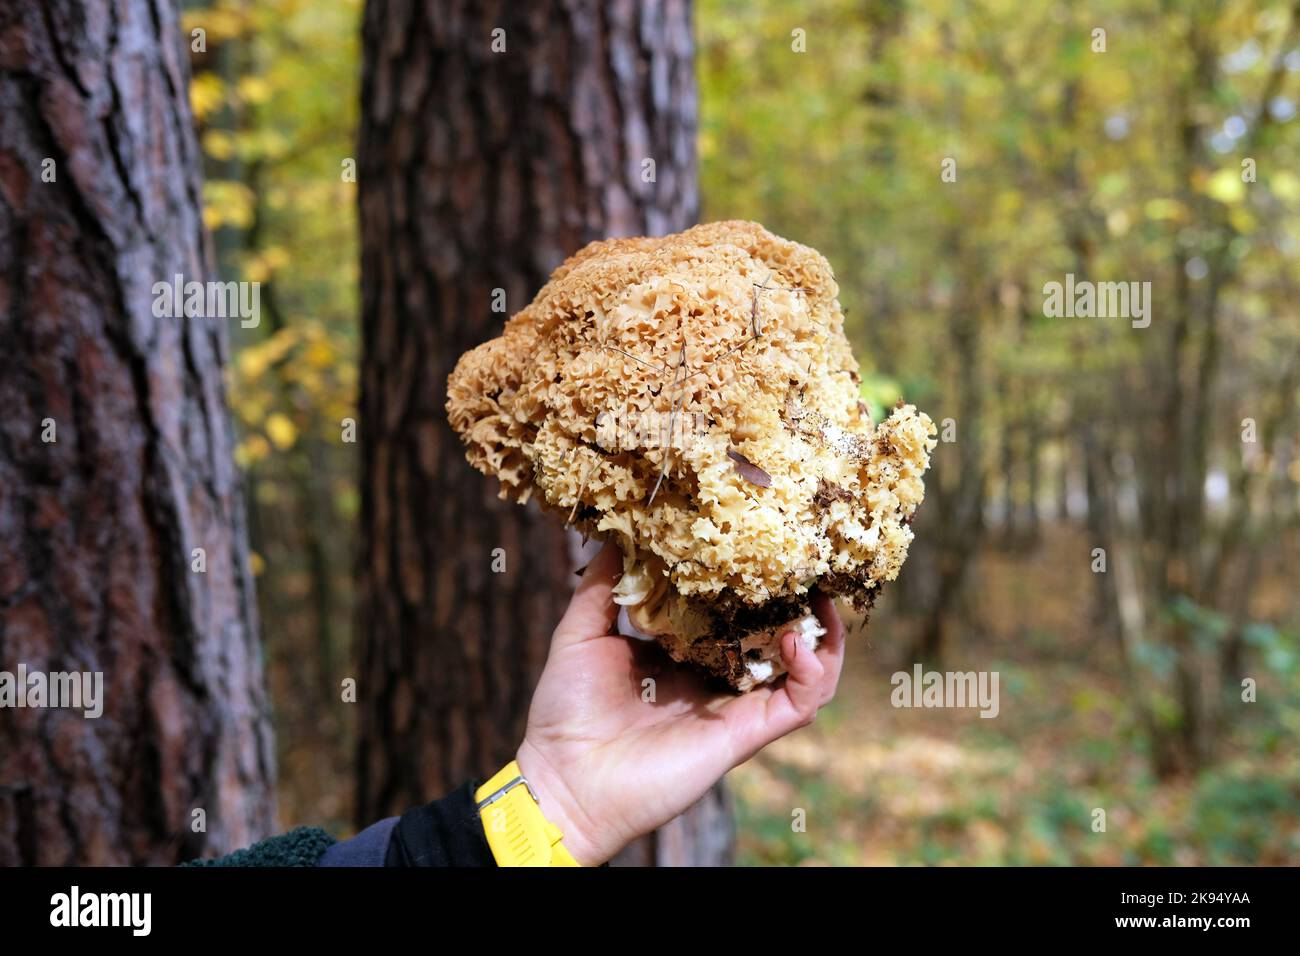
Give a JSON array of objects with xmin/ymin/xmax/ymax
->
[
  {"xmin": 305, "ymin": 338, "xmax": 336, "ymax": 369},
  {"xmin": 1271, "ymin": 171, "xmax": 1300, "ymax": 201},
  {"xmin": 244, "ymin": 258, "xmax": 271, "ymax": 284},
  {"xmin": 248, "ymin": 128, "xmax": 291, "ymax": 160},
  {"xmin": 234, "ymin": 434, "xmax": 271, "ymax": 467},
  {"xmin": 699, "ymin": 129, "xmax": 718, "ymax": 159},
  {"xmin": 246, "ymin": 247, "xmax": 291, "ymax": 284},
  {"xmin": 263, "ymin": 246, "xmax": 291, "ymax": 270},
  {"xmin": 1228, "ymin": 205, "xmax": 1256, "ymax": 235},
  {"xmin": 264, "ymin": 328, "xmax": 299, "ymax": 362},
  {"xmin": 181, "ymin": 8, "xmax": 247, "ymax": 44},
  {"xmin": 237, "ymin": 75, "xmax": 272, "ymax": 105},
  {"xmin": 265, "ymin": 412, "xmax": 298, "ymax": 451},
  {"xmin": 1144, "ymin": 198, "xmax": 1185, "ymax": 221},
  {"xmin": 238, "ymin": 345, "xmax": 272, "ymax": 380},
  {"xmin": 239, "ymin": 329, "xmax": 298, "ymax": 378},
  {"xmin": 203, "ymin": 129, "xmax": 236, "ymax": 162},
  {"xmin": 233, "ymin": 394, "xmax": 267, "ymax": 427},
  {"xmin": 202, "ymin": 181, "xmax": 255, "ymax": 230},
  {"xmin": 190, "ymin": 73, "xmax": 225, "ymax": 122},
  {"xmin": 1205, "ymin": 168, "xmax": 1247, "ymax": 204}
]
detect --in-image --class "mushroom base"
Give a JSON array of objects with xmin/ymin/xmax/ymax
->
[
  {"xmin": 625, "ymin": 575, "xmax": 880, "ymax": 692},
  {"xmin": 655, "ymin": 611, "xmax": 827, "ymax": 691}
]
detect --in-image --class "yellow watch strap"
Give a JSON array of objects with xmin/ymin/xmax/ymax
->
[{"xmin": 475, "ymin": 760, "xmax": 581, "ymax": 867}]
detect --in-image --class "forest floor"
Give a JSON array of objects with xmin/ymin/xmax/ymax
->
[{"xmin": 730, "ymin": 524, "xmax": 1300, "ymax": 865}]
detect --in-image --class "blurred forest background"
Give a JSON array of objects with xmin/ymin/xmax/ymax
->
[{"xmin": 186, "ymin": 0, "xmax": 1299, "ymax": 864}]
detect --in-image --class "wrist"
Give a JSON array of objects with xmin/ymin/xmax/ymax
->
[{"xmin": 514, "ymin": 739, "xmax": 603, "ymax": 866}]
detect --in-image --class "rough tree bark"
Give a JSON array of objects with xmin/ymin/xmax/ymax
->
[
  {"xmin": 0, "ymin": 0, "xmax": 276, "ymax": 863},
  {"xmin": 356, "ymin": 0, "xmax": 731, "ymax": 863}
]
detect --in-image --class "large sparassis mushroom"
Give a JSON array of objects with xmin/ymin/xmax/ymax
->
[{"xmin": 447, "ymin": 220, "xmax": 936, "ymax": 691}]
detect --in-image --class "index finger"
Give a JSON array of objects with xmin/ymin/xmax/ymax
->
[{"xmin": 551, "ymin": 540, "xmax": 623, "ymax": 648}]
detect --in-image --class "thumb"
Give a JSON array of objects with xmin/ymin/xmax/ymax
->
[{"xmin": 552, "ymin": 540, "xmax": 623, "ymax": 648}]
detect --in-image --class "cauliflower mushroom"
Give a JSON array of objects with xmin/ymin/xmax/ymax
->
[{"xmin": 447, "ymin": 220, "xmax": 936, "ymax": 691}]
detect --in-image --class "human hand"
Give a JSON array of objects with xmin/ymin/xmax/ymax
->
[{"xmin": 515, "ymin": 541, "xmax": 847, "ymax": 866}]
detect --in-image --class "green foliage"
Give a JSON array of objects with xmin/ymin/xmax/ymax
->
[
  {"xmin": 1243, "ymin": 620, "xmax": 1299, "ymax": 676},
  {"xmin": 1192, "ymin": 768, "xmax": 1300, "ymax": 863}
]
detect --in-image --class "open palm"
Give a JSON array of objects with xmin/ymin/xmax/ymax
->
[{"xmin": 516, "ymin": 542, "xmax": 847, "ymax": 865}]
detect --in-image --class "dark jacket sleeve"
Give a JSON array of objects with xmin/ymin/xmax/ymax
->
[
  {"xmin": 182, "ymin": 781, "xmax": 495, "ymax": 867},
  {"xmin": 382, "ymin": 780, "xmax": 495, "ymax": 866},
  {"xmin": 316, "ymin": 817, "xmax": 398, "ymax": 866},
  {"xmin": 180, "ymin": 826, "xmax": 337, "ymax": 867}
]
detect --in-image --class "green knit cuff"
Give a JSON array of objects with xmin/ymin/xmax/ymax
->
[{"xmin": 181, "ymin": 826, "xmax": 338, "ymax": 867}]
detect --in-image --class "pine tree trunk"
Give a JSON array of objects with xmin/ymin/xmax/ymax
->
[
  {"xmin": 0, "ymin": 0, "xmax": 275, "ymax": 864},
  {"xmin": 355, "ymin": 0, "xmax": 727, "ymax": 863}
]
